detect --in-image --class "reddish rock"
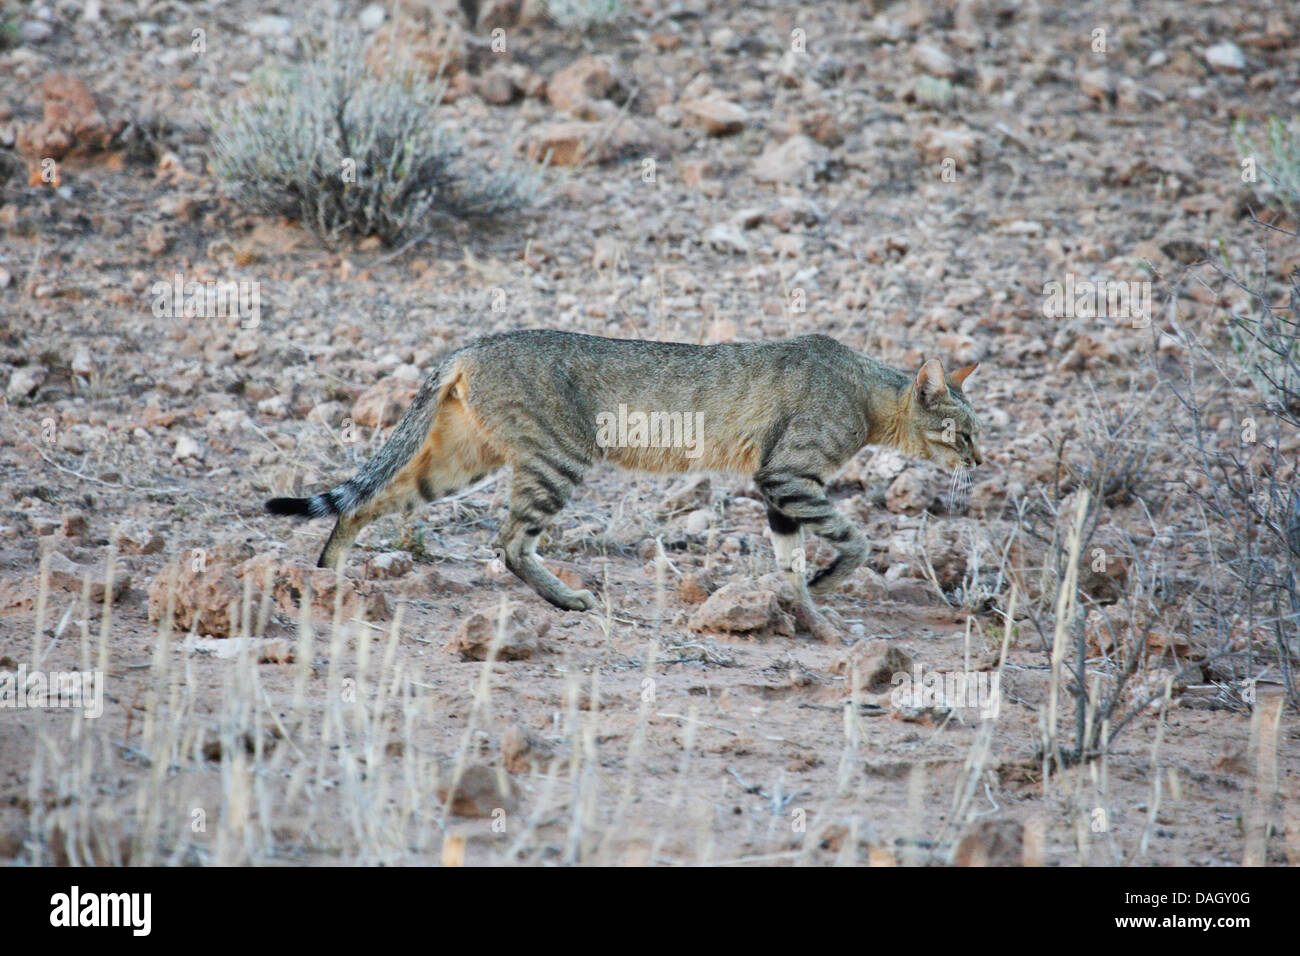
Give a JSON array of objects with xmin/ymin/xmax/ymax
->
[
  {"xmin": 831, "ymin": 639, "xmax": 915, "ymax": 691},
  {"xmin": 351, "ymin": 375, "xmax": 420, "ymax": 428},
  {"xmin": 148, "ymin": 546, "xmax": 388, "ymax": 637},
  {"xmin": 16, "ymin": 74, "xmax": 126, "ymax": 186},
  {"xmin": 886, "ymin": 470, "xmax": 927, "ymax": 514},
  {"xmin": 365, "ymin": 11, "xmax": 465, "ymax": 79},
  {"xmin": 547, "ymin": 56, "xmax": 619, "ymax": 115},
  {"xmin": 689, "ymin": 582, "xmax": 794, "ymax": 638},
  {"xmin": 450, "ymin": 605, "xmax": 549, "ymax": 661},
  {"xmin": 147, "ymin": 543, "xmax": 255, "ymax": 637},
  {"xmin": 680, "ymin": 96, "xmax": 748, "ymax": 136}
]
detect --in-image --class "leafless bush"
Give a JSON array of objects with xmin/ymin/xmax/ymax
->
[
  {"xmin": 1158, "ymin": 219, "xmax": 1300, "ymax": 708},
  {"xmin": 210, "ymin": 30, "xmax": 539, "ymax": 248},
  {"xmin": 1014, "ymin": 396, "xmax": 1199, "ymax": 769}
]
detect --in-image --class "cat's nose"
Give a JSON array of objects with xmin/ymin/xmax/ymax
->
[{"xmin": 972, "ymin": 446, "xmax": 984, "ymax": 466}]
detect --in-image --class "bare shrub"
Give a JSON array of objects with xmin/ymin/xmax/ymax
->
[
  {"xmin": 1015, "ymin": 394, "xmax": 1199, "ymax": 769},
  {"xmin": 210, "ymin": 30, "xmax": 539, "ymax": 248},
  {"xmin": 1158, "ymin": 219, "xmax": 1300, "ymax": 708}
]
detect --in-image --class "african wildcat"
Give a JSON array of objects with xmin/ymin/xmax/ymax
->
[{"xmin": 267, "ymin": 330, "xmax": 983, "ymax": 611}]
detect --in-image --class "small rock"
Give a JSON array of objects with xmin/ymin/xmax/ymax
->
[
  {"xmin": 191, "ymin": 636, "xmax": 294, "ymax": 663},
  {"xmin": 269, "ymin": 561, "xmax": 390, "ymax": 624},
  {"xmin": 914, "ymin": 126, "xmax": 979, "ymax": 165},
  {"xmin": 776, "ymin": 49, "xmax": 807, "ymax": 87},
  {"xmin": 6, "ymin": 366, "xmax": 46, "ymax": 401},
  {"xmin": 19, "ymin": 21, "xmax": 54, "ymax": 44},
  {"xmin": 16, "ymin": 74, "xmax": 126, "ymax": 180},
  {"xmin": 752, "ymin": 135, "xmax": 829, "ymax": 185},
  {"xmin": 145, "ymin": 544, "xmax": 245, "ymax": 637},
  {"xmin": 351, "ymin": 375, "xmax": 420, "ymax": 428},
  {"xmin": 172, "ymin": 433, "xmax": 202, "ymax": 462},
  {"xmin": 912, "ymin": 75, "xmax": 955, "ymax": 108},
  {"xmin": 70, "ymin": 348, "xmax": 94, "ymax": 378},
  {"xmin": 358, "ymin": 3, "xmax": 386, "ymax": 31},
  {"xmin": 769, "ymin": 195, "xmax": 825, "ymax": 230},
  {"xmin": 831, "ymin": 639, "xmax": 915, "ymax": 691},
  {"xmin": 502, "ymin": 724, "xmax": 558, "ymax": 774},
  {"xmin": 476, "ymin": 0, "xmax": 523, "ymax": 31},
  {"xmin": 886, "ymin": 578, "xmax": 942, "ymax": 606},
  {"xmin": 676, "ymin": 570, "xmax": 716, "ymax": 604},
  {"xmin": 61, "ymin": 512, "xmax": 88, "ymax": 541},
  {"xmin": 683, "ymin": 509, "xmax": 712, "ymax": 535},
  {"xmin": 886, "ymin": 470, "xmax": 926, "ymax": 513},
  {"xmin": 45, "ymin": 551, "xmax": 130, "ymax": 604},
  {"xmin": 548, "ymin": 56, "xmax": 618, "ymax": 115},
  {"xmin": 365, "ymin": 551, "xmax": 414, "ymax": 580},
  {"xmin": 476, "ymin": 69, "xmax": 519, "ymax": 105},
  {"xmin": 1080, "ymin": 68, "xmax": 1113, "ymax": 104},
  {"xmin": 709, "ymin": 28, "xmax": 741, "ymax": 52},
  {"xmin": 451, "ymin": 606, "xmax": 548, "ymax": 661},
  {"xmin": 911, "ymin": 42, "xmax": 956, "ymax": 78},
  {"xmin": 365, "ymin": 11, "xmax": 465, "ymax": 80},
  {"xmin": 688, "ymin": 582, "xmax": 794, "ymax": 638},
  {"xmin": 680, "ymin": 96, "xmax": 747, "ymax": 135},
  {"xmin": 1204, "ymin": 41, "xmax": 1245, "ymax": 73},
  {"xmin": 247, "ymin": 15, "xmax": 292, "ymax": 37},
  {"xmin": 256, "ymin": 395, "xmax": 287, "ymax": 418},
  {"xmin": 704, "ymin": 222, "xmax": 751, "ymax": 254},
  {"xmin": 522, "ymin": 120, "xmax": 598, "ymax": 167},
  {"xmin": 116, "ymin": 524, "xmax": 164, "ymax": 555}
]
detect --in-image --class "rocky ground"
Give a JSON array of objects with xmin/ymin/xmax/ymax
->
[{"xmin": 0, "ymin": 0, "xmax": 1297, "ymax": 865}]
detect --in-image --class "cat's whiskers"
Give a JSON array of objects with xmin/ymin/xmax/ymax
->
[{"xmin": 946, "ymin": 465, "xmax": 972, "ymax": 512}]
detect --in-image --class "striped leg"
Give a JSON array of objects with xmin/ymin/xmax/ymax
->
[
  {"xmin": 757, "ymin": 470, "xmax": 867, "ymax": 595},
  {"xmin": 494, "ymin": 453, "xmax": 594, "ymax": 611},
  {"xmin": 766, "ymin": 507, "xmax": 805, "ymax": 574}
]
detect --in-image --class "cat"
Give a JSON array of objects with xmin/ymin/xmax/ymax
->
[{"xmin": 267, "ymin": 330, "xmax": 982, "ymax": 611}]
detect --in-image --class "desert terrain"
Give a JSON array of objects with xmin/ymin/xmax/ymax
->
[{"xmin": 0, "ymin": 0, "xmax": 1296, "ymax": 866}]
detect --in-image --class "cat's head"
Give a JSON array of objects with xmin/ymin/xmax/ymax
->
[{"xmin": 905, "ymin": 359, "xmax": 984, "ymax": 470}]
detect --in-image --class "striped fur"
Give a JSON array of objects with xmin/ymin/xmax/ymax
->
[{"xmin": 266, "ymin": 331, "xmax": 984, "ymax": 611}]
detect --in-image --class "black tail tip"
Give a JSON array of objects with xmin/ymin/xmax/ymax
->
[{"xmin": 266, "ymin": 496, "xmax": 313, "ymax": 517}]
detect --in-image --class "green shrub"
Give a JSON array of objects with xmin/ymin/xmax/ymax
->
[
  {"xmin": 545, "ymin": 0, "xmax": 624, "ymax": 32},
  {"xmin": 1234, "ymin": 116, "xmax": 1300, "ymax": 218},
  {"xmin": 211, "ymin": 32, "xmax": 539, "ymax": 247}
]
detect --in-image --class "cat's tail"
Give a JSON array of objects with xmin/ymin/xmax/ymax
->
[{"xmin": 263, "ymin": 358, "xmax": 453, "ymax": 522}]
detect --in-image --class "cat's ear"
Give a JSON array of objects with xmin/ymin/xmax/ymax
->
[
  {"xmin": 915, "ymin": 358, "xmax": 950, "ymax": 407},
  {"xmin": 947, "ymin": 363, "xmax": 978, "ymax": 389}
]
